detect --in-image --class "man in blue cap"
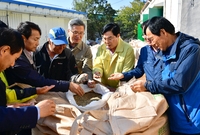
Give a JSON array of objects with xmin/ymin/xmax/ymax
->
[
  {"xmin": 5, "ymin": 22, "xmax": 85, "ymax": 96},
  {"xmin": 35, "ymin": 27, "xmax": 88, "ymax": 83}
]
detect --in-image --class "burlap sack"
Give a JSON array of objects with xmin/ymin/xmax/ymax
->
[
  {"xmin": 70, "ymin": 83, "xmax": 169, "ymax": 135},
  {"xmin": 32, "ymin": 92, "xmax": 81, "ymax": 135},
  {"xmin": 67, "ymin": 84, "xmax": 113, "ymax": 112}
]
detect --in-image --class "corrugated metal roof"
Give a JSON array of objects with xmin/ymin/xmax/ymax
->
[{"xmin": 0, "ymin": 0, "xmax": 87, "ymax": 15}]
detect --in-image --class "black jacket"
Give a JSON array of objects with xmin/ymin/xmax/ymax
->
[
  {"xmin": 0, "ymin": 78, "xmax": 6, "ymax": 107},
  {"xmin": 34, "ymin": 42, "xmax": 78, "ymax": 81},
  {"xmin": 5, "ymin": 51, "xmax": 70, "ymax": 92}
]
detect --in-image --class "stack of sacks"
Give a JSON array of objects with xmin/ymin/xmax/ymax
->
[{"xmin": 90, "ymin": 44, "xmax": 101, "ymax": 62}]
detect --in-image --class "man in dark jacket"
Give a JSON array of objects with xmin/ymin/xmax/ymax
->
[
  {"xmin": 4, "ymin": 21, "xmax": 84, "ymax": 135},
  {"xmin": 0, "ymin": 26, "xmax": 55, "ymax": 135},
  {"xmin": 34, "ymin": 27, "xmax": 88, "ymax": 83},
  {"xmin": 5, "ymin": 21, "xmax": 84, "ymax": 96}
]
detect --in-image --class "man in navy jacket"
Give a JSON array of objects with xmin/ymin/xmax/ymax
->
[{"xmin": 0, "ymin": 27, "xmax": 55, "ymax": 134}]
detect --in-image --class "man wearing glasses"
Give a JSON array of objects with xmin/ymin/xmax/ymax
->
[
  {"xmin": 108, "ymin": 20, "xmax": 160, "ymax": 87},
  {"xmin": 132, "ymin": 16, "xmax": 200, "ymax": 135},
  {"xmin": 34, "ymin": 27, "xmax": 88, "ymax": 84},
  {"xmin": 93, "ymin": 23, "xmax": 135, "ymax": 90},
  {"xmin": 67, "ymin": 18, "xmax": 95, "ymax": 88}
]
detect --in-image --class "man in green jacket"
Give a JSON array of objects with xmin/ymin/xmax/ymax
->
[{"xmin": 93, "ymin": 23, "xmax": 135, "ymax": 89}]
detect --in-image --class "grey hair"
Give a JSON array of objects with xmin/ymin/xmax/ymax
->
[{"xmin": 68, "ymin": 18, "xmax": 85, "ymax": 30}]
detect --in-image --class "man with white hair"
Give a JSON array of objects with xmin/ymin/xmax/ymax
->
[{"xmin": 67, "ymin": 18, "xmax": 95, "ymax": 88}]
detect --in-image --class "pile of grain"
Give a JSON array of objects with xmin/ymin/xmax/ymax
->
[{"xmin": 74, "ymin": 91, "xmax": 102, "ymax": 106}]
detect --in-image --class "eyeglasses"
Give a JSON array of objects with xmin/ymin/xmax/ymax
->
[
  {"xmin": 142, "ymin": 35, "xmax": 154, "ymax": 43},
  {"xmin": 142, "ymin": 35, "xmax": 147, "ymax": 40},
  {"xmin": 70, "ymin": 30, "xmax": 84, "ymax": 36}
]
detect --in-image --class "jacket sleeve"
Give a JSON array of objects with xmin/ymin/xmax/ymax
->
[
  {"xmin": 93, "ymin": 46, "xmax": 104, "ymax": 76},
  {"xmin": 146, "ymin": 43, "xmax": 200, "ymax": 94},
  {"xmin": 0, "ymin": 72, "xmax": 37, "ymax": 104},
  {"xmin": 121, "ymin": 45, "xmax": 135, "ymax": 73},
  {"xmin": 64, "ymin": 48, "xmax": 78, "ymax": 75},
  {"xmin": 0, "ymin": 106, "xmax": 37, "ymax": 132},
  {"xmin": 82, "ymin": 46, "xmax": 93, "ymax": 80},
  {"xmin": 6, "ymin": 87, "xmax": 37, "ymax": 104},
  {"xmin": 121, "ymin": 46, "xmax": 146, "ymax": 81},
  {"xmin": 5, "ymin": 55, "xmax": 70, "ymax": 92}
]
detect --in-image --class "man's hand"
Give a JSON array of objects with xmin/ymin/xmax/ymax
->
[
  {"xmin": 108, "ymin": 73, "xmax": 124, "ymax": 80},
  {"xmin": 130, "ymin": 80, "xmax": 147, "ymax": 92},
  {"xmin": 87, "ymin": 79, "xmax": 96, "ymax": 88},
  {"xmin": 36, "ymin": 85, "xmax": 55, "ymax": 94},
  {"xmin": 35, "ymin": 99, "xmax": 56, "ymax": 118},
  {"xmin": 93, "ymin": 71, "xmax": 102, "ymax": 78},
  {"xmin": 76, "ymin": 73, "xmax": 88, "ymax": 84},
  {"xmin": 69, "ymin": 82, "xmax": 84, "ymax": 96}
]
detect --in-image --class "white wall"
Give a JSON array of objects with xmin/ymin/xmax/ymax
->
[
  {"xmin": 180, "ymin": 0, "xmax": 200, "ymax": 39},
  {"xmin": 0, "ymin": 1, "xmax": 88, "ymax": 46},
  {"xmin": 0, "ymin": 10, "xmax": 87, "ymax": 46},
  {"xmin": 30, "ymin": 15, "xmax": 67, "ymax": 45},
  {"xmin": 164, "ymin": 0, "xmax": 200, "ymax": 39},
  {"xmin": 164, "ymin": 0, "xmax": 182, "ymax": 32},
  {"xmin": 141, "ymin": 0, "xmax": 200, "ymax": 39}
]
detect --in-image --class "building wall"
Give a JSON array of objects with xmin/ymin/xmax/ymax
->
[
  {"xmin": 180, "ymin": 0, "xmax": 200, "ymax": 39},
  {"xmin": 164, "ymin": 0, "xmax": 199, "ymax": 39},
  {"xmin": 30, "ymin": 15, "xmax": 69, "ymax": 45},
  {"xmin": 164, "ymin": 0, "xmax": 182, "ymax": 32},
  {"xmin": 140, "ymin": 0, "xmax": 200, "ymax": 39},
  {"xmin": 0, "ymin": 1, "xmax": 88, "ymax": 46}
]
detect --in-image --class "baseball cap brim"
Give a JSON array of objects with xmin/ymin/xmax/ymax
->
[{"xmin": 51, "ymin": 38, "xmax": 68, "ymax": 45}]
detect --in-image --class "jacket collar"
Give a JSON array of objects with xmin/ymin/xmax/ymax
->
[
  {"xmin": 23, "ymin": 49, "xmax": 34, "ymax": 64},
  {"xmin": 67, "ymin": 37, "xmax": 83, "ymax": 51},
  {"xmin": 41, "ymin": 41, "xmax": 66, "ymax": 58},
  {"xmin": 161, "ymin": 32, "xmax": 200, "ymax": 61},
  {"xmin": 160, "ymin": 32, "xmax": 180, "ymax": 61}
]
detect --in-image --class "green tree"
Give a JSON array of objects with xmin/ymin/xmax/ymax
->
[
  {"xmin": 73, "ymin": 0, "xmax": 116, "ymax": 40},
  {"xmin": 115, "ymin": 0, "xmax": 144, "ymax": 40}
]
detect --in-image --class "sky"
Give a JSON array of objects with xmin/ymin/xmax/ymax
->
[{"xmin": 28, "ymin": 0, "xmax": 133, "ymax": 10}]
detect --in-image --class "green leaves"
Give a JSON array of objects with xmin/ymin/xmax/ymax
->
[
  {"xmin": 73, "ymin": 0, "xmax": 144, "ymax": 40},
  {"xmin": 115, "ymin": 0, "xmax": 144, "ymax": 40}
]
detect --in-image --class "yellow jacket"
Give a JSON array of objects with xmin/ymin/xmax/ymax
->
[
  {"xmin": 0, "ymin": 72, "xmax": 37, "ymax": 104},
  {"xmin": 93, "ymin": 38, "xmax": 135, "ymax": 88}
]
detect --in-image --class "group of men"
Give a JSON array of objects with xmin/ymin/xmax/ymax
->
[
  {"xmin": 0, "ymin": 22, "xmax": 56, "ymax": 135},
  {"xmin": 109, "ymin": 17, "xmax": 200, "ymax": 135},
  {"xmin": 0, "ymin": 18, "xmax": 133, "ymax": 134},
  {"xmin": 0, "ymin": 16, "xmax": 200, "ymax": 135}
]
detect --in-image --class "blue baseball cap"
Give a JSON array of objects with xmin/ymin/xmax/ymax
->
[{"xmin": 49, "ymin": 27, "xmax": 68, "ymax": 45}]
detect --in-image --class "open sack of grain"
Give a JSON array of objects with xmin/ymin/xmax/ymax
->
[{"xmin": 66, "ymin": 84, "xmax": 113, "ymax": 112}]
